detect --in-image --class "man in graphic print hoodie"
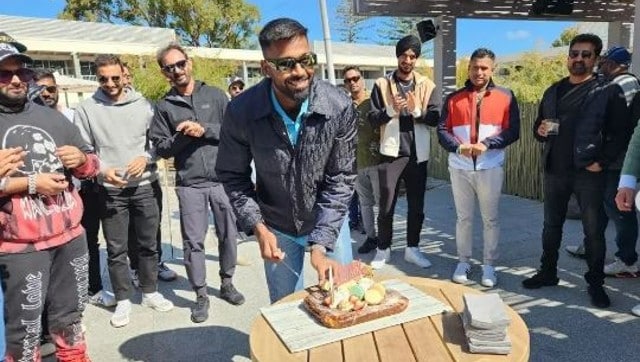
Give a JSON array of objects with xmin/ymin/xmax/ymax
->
[{"xmin": 0, "ymin": 40, "xmax": 98, "ymax": 361}]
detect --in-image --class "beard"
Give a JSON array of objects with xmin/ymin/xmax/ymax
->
[
  {"xmin": 569, "ymin": 61, "xmax": 589, "ymax": 76},
  {"xmin": 0, "ymin": 86, "xmax": 27, "ymax": 109},
  {"xmin": 172, "ymin": 72, "xmax": 191, "ymax": 87},
  {"xmin": 43, "ymin": 96, "xmax": 58, "ymax": 108},
  {"xmin": 277, "ymin": 75, "xmax": 311, "ymax": 103},
  {"xmin": 398, "ymin": 63, "xmax": 414, "ymax": 76}
]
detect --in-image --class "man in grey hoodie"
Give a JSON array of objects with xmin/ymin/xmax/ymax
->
[{"xmin": 74, "ymin": 54, "xmax": 174, "ymax": 328}]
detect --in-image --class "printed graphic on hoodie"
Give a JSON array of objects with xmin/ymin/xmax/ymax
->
[
  {"xmin": 0, "ymin": 123, "xmax": 85, "ymax": 252},
  {"xmin": 2, "ymin": 125, "xmax": 64, "ymax": 175}
]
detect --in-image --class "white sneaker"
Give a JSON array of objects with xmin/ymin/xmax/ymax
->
[
  {"xmin": 452, "ymin": 262, "xmax": 470, "ymax": 284},
  {"xmin": 404, "ymin": 247, "xmax": 432, "ymax": 268},
  {"xmin": 141, "ymin": 292, "xmax": 174, "ymax": 312},
  {"xmin": 110, "ymin": 300, "xmax": 131, "ymax": 328},
  {"xmin": 632, "ymin": 304, "xmax": 640, "ymax": 317},
  {"xmin": 130, "ymin": 269, "xmax": 140, "ymax": 288},
  {"xmin": 89, "ymin": 290, "xmax": 116, "ymax": 307},
  {"xmin": 371, "ymin": 248, "xmax": 390, "ymax": 270},
  {"xmin": 481, "ymin": 265, "xmax": 497, "ymax": 288},
  {"xmin": 604, "ymin": 258, "xmax": 639, "ymax": 276}
]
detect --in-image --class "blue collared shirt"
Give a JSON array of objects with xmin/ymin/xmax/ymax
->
[{"xmin": 270, "ymin": 87, "xmax": 309, "ymax": 146}]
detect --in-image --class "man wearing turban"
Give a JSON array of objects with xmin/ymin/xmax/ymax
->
[{"xmin": 366, "ymin": 35, "xmax": 440, "ymax": 269}]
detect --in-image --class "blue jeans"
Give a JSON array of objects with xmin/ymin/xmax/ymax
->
[{"xmin": 263, "ymin": 218, "xmax": 353, "ymax": 303}]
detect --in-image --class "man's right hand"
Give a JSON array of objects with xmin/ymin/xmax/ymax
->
[
  {"xmin": 254, "ymin": 222, "xmax": 284, "ymax": 262},
  {"xmin": 458, "ymin": 143, "xmax": 473, "ymax": 157},
  {"xmin": 616, "ymin": 187, "xmax": 636, "ymax": 212},
  {"xmin": 0, "ymin": 147, "xmax": 26, "ymax": 178},
  {"xmin": 36, "ymin": 173, "xmax": 69, "ymax": 196},
  {"xmin": 103, "ymin": 168, "xmax": 128, "ymax": 188},
  {"xmin": 536, "ymin": 123, "xmax": 548, "ymax": 138}
]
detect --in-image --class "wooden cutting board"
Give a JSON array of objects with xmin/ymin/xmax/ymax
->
[{"xmin": 303, "ymin": 286, "xmax": 409, "ymax": 328}]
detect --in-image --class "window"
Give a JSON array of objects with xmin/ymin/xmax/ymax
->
[{"xmin": 31, "ymin": 60, "xmax": 70, "ymax": 75}]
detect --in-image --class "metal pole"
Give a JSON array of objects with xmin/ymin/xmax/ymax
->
[{"xmin": 319, "ymin": 0, "xmax": 336, "ymax": 84}]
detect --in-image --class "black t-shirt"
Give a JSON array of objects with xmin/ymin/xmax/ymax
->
[
  {"xmin": 395, "ymin": 78, "xmax": 416, "ymax": 157},
  {"xmin": 548, "ymin": 78, "xmax": 580, "ymax": 174}
]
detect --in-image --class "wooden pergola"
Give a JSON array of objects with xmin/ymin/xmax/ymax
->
[{"xmin": 352, "ymin": 0, "xmax": 639, "ymax": 99}]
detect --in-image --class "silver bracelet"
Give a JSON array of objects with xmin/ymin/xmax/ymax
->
[{"xmin": 28, "ymin": 174, "xmax": 37, "ymax": 195}]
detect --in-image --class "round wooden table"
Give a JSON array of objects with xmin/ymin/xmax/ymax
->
[{"xmin": 250, "ymin": 276, "xmax": 530, "ymax": 362}]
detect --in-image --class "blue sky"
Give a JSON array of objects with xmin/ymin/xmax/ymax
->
[{"xmin": 0, "ymin": 0, "xmax": 574, "ymax": 57}]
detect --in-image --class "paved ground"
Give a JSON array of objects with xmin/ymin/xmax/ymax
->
[{"xmin": 73, "ymin": 178, "xmax": 639, "ymax": 362}]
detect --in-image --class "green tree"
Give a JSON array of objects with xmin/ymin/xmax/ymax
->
[
  {"xmin": 375, "ymin": 17, "xmax": 417, "ymax": 46},
  {"xmin": 59, "ymin": 0, "xmax": 115, "ymax": 22},
  {"xmin": 60, "ymin": 0, "xmax": 260, "ymax": 48},
  {"xmin": 551, "ymin": 26, "xmax": 578, "ymax": 47},
  {"xmin": 376, "ymin": 17, "xmax": 433, "ymax": 59},
  {"xmin": 334, "ymin": 0, "xmax": 370, "ymax": 43}
]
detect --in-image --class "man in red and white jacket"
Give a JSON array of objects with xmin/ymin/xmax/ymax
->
[
  {"xmin": 437, "ymin": 48, "xmax": 520, "ymax": 288},
  {"xmin": 0, "ymin": 40, "xmax": 98, "ymax": 361}
]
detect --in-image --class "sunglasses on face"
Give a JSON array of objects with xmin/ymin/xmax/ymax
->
[
  {"xmin": 344, "ymin": 75, "xmax": 361, "ymax": 84},
  {"xmin": 569, "ymin": 50, "xmax": 593, "ymax": 59},
  {"xmin": 98, "ymin": 75, "xmax": 121, "ymax": 84},
  {"xmin": 0, "ymin": 68, "xmax": 35, "ymax": 84},
  {"xmin": 161, "ymin": 59, "xmax": 188, "ymax": 73},
  {"xmin": 42, "ymin": 86, "xmax": 57, "ymax": 93},
  {"xmin": 266, "ymin": 52, "xmax": 318, "ymax": 72}
]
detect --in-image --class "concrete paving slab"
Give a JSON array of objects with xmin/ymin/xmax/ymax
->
[{"xmin": 59, "ymin": 177, "xmax": 640, "ymax": 362}]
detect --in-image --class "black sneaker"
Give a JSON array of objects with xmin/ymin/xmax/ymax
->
[
  {"xmin": 357, "ymin": 237, "xmax": 379, "ymax": 254},
  {"xmin": 588, "ymin": 285, "xmax": 610, "ymax": 308},
  {"xmin": 191, "ymin": 295, "xmax": 210, "ymax": 323},
  {"xmin": 221, "ymin": 284, "xmax": 245, "ymax": 305},
  {"xmin": 522, "ymin": 272, "xmax": 559, "ymax": 289}
]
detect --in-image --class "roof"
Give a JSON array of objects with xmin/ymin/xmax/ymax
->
[
  {"xmin": 0, "ymin": 14, "xmax": 175, "ymax": 45},
  {"xmin": 354, "ymin": 0, "xmax": 635, "ymax": 22}
]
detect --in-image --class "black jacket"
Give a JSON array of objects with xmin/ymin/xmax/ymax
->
[
  {"xmin": 149, "ymin": 81, "xmax": 228, "ymax": 186},
  {"xmin": 215, "ymin": 78, "xmax": 357, "ymax": 251},
  {"xmin": 533, "ymin": 75, "xmax": 629, "ymax": 170}
]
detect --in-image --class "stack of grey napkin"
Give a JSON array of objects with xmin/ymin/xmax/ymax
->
[{"xmin": 462, "ymin": 293, "xmax": 512, "ymax": 355}]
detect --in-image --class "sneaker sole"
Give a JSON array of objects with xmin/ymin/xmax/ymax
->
[
  {"xmin": 191, "ymin": 314, "xmax": 208, "ymax": 323},
  {"xmin": 141, "ymin": 301, "xmax": 174, "ymax": 312},
  {"xmin": 481, "ymin": 280, "xmax": 496, "ymax": 288},
  {"xmin": 609, "ymin": 271, "xmax": 640, "ymax": 278},
  {"xmin": 405, "ymin": 258, "xmax": 431, "ymax": 268},
  {"xmin": 110, "ymin": 318, "xmax": 130, "ymax": 328}
]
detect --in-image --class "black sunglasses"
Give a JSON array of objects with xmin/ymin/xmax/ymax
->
[
  {"xmin": 569, "ymin": 50, "xmax": 593, "ymax": 59},
  {"xmin": 344, "ymin": 75, "xmax": 361, "ymax": 84},
  {"xmin": 161, "ymin": 59, "xmax": 188, "ymax": 73},
  {"xmin": 0, "ymin": 68, "xmax": 35, "ymax": 84},
  {"xmin": 266, "ymin": 52, "xmax": 318, "ymax": 72},
  {"xmin": 98, "ymin": 75, "xmax": 121, "ymax": 84},
  {"xmin": 42, "ymin": 86, "xmax": 57, "ymax": 93}
]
